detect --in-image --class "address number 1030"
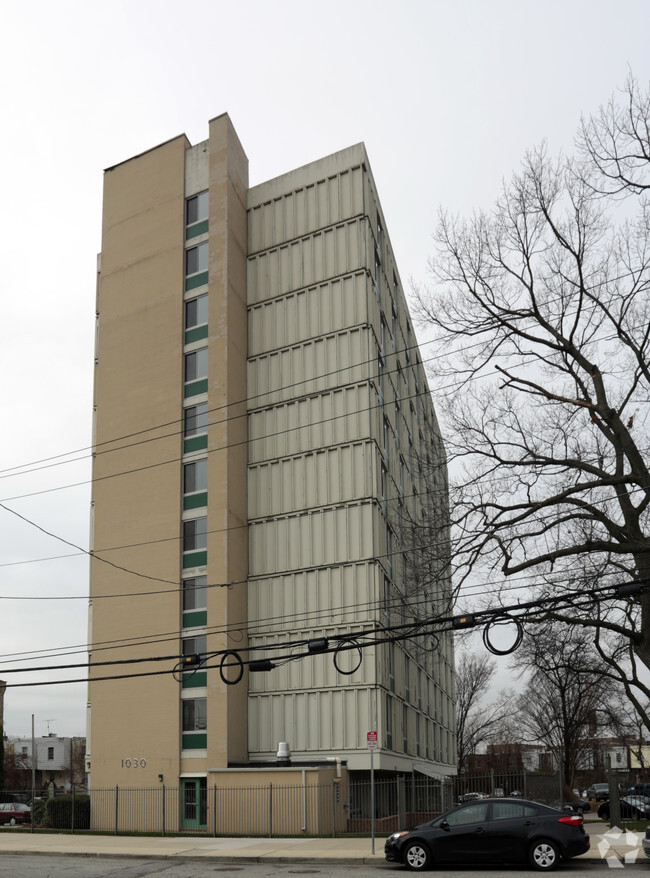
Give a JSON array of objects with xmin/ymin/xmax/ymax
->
[{"xmin": 121, "ymin": 758, "xmax": 147, "ymax": 768}]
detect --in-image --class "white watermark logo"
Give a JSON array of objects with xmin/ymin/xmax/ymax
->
[{"xmin": 597, "ymin": 826, "xmax": 643, "ymax": 868}]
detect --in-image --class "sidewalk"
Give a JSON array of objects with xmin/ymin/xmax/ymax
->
[
  {"xmin": 0, "ymin": 832, "xmax": 386, "ymax": 864},
  {"xmin": 0, "ymin": 822, "xmax": 644, "ymax": 864}
]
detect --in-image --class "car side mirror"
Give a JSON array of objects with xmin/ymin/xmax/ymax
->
[{"xmin": 440, "ymin": 820, "xmax": 450, "ymax": 831}]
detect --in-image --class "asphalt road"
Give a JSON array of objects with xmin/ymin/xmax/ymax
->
[{"xmin": 0, "ymin": 859, "xmax": 648, "ymax": 878}]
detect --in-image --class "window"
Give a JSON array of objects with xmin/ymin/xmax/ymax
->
[
  {"xmin": 374, "ymin": 247, "xmax": 381, "ymax": 298},
  {"xmin": 383, "ymin": 416, "xmax": 390, "ymax": 466},
  {"xmin": 183, "ymin": 633, "xmax": 207, "ymax": 660},
  {"xmin": 185, "ymin": 348, "xmax": 208, "ymax": 384},
  {"xmin": 186, "ymin": 191, "xmax": 208, "ymax": 227},
  {"xmin": 185, "ymin": 294, "xmax": 208, "ymax": 329},
  {"xmin": 185, "ymin": 242, "xmax": 208, "ymax": 277},
  {"xmin": 183, "ymin": 576, "xmax": 207, "ymax": 612},
  {"xmin": 377, "ymin": 214, "xmax": 383, "ymax": 258},
  {"xmin": 183, "ymin": 517, "xmax": 207, "ymax": 553},
  {"xmin": 395, "ymin": 364, "xmax": 402, "ymax": 412},
  {"xmin": 182, "ymin": 698, "xmax": 207, "ymax": 732},
  {"xmin": 184, "ymin": 402, "xmax": 208, "ymax": 453},
  {"xmin": 386, "ymin": 694, "xmax": 393, "ymax": 749},
  {"xmin": 380, "ymin": 316, "xmax": 387, "ymax": 361},
  {"xmin": 403, "ymin": 705, "xmax": 408, "ymax": 753},
  {"xmin": 440, "ymin": 803, "xmax": 488, "ymax": 827},
  {"xmin": 492, "ymin": 802, "xmax": 537, "ymax": 821},
  {"xmin": 183, "ymin": 459, "xmax": 207, "ymax": 495},
  {"xmin": 48, "ymin": 747, "xmax": 54, "ymax": 760},
  {"xmin": 383, "ymin": 576, "xmax": 390, "ymax": 626},
  {"xmin": 386, "ymin": 526, "xmax": 393, "ymax": 579},
  {"xmin": 184, "ymin": 403, "xmax": 208, "ymax": 438}
]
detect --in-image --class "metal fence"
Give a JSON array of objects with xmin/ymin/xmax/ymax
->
[{"xmin": 2, "ymin": 770, "xmax": 577, "ymax": 838}]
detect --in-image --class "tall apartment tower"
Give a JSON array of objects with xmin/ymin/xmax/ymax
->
[{"xmin": 88, "ymin": 114, "xmax": 456, "ymax": 807}]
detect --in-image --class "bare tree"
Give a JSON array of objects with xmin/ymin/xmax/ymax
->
[
  {"xmin": 513, "ymin": 624, "xmax": 618, "ymax": 788},
  {"xmin": 455, "ymin": 650, "xmax": 514, "ymax": 775},
  {"xmin": 2, "ymin": 746, "xmax": 31, "ymax": 792},
  {"xmin": 601, "ymin": 690, "xmax": 650, "ymax": 771},
  {"xmin": 413, "ymin": 74, "xmax": 650, "ymax": 725}
]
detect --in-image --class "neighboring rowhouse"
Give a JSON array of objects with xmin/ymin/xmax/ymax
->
[
  {"xmin": 87, "ymin": 114, "xmax": 455, "ymax": 829},
  {"xmin": 4, "ymin": 735, "xmax": 86, "ymax": 791}
]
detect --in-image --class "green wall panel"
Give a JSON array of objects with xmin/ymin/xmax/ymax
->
[
  {"xmin": 184, "ymin": 379, "xmax": 208, "ymax": 399},
  {"xmin": 183, "ymin": 492, "xmax": 208, "ymax": 511},
  {"xmin": 183, "ymin": 610, "xmax": 207, "ymax": 629},
  {"xmin": 182, "ymin": 550, "xmax": 207, "ymax": 569},
  {"xmin": 185, "ymin": 325, "xmax": 209, "ymax": 345},
  {"xmin": 182, "ymin": 732, "xmax": 207, "ymax": 749},
  {"xmin": 185, "ymin": 271, "xmax": 209, "ymax": 291},
  {"xmin": 186, "ymin": 219, "xmax": 209, "ymax": 240},
  {"xmin": 184, "ymin": 435, "xmax": 208, "ymax": 454},
  {"xmin": 182, "ymin": 671, "xmax": 207, "ymax": 689}
]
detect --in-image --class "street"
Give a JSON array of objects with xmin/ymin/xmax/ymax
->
[{"xmin": 0, "ymin": 859, "xmax": 648, "ymax": 878}]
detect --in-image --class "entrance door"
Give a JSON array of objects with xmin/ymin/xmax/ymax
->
[{"xmin": 181, "ymin": 777, "xmax": 207, "ymax": 830}]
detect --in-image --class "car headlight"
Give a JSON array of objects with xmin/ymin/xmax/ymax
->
[{"xmin": 387, "ymin": 831, "xmax": 409, "ymax": 843}]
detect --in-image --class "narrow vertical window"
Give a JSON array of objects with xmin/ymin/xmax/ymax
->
[
  {"xmin": 186, "ymin": 191, "xmax": 209, "ymax": 227},
  {"xmin": 185, "ymin": 294, "xmax": 208, "ymax": 330},
  {"xmin": 184, "ymin": 403, "xmax": 208, "ymax": 437},
  {"xmin": 183, "ymin": 576, "xmax": 207, "ymax": 613}
]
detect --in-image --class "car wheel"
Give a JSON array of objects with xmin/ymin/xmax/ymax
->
[
  {"xmin": 403, "ymin": 841, "xmax": 432, "ymax": 871},
  {"xmin": 529, "ymin": 839, "xmax": 560, "ymax": 871},
  {"xmin": 9, "ymin": 818, "xmax": 16, "ymax": 826}
]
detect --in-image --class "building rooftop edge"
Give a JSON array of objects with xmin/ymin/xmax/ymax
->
[
  {"xmin": 104, "ymin": 132, "xmax": 192, "ymax": 173},
  {"xmin": 248, "ymin": 142, "xmax": 369, "ymax": 206}
]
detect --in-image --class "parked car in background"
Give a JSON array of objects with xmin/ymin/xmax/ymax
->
[
  {"xmin": 598, "ymin": 796, "xmax": 650, "ymax": 820},
  {"xmin": 564, "ymin": 797, "xmax": 591, "ymax": 815},
  {"xmin": 587, "ymin": 783, "xmax": 609, "ymax": 801},
  {"xmin": 631, "ymin": 782, "xmax": 650, "ymax": 797},
  {"xmin": 385, "ymin": 797, "xmax": 590, "ymax": 871},
  {"xmin": 0, "ymin": 802, "xmax": 30, "ymax": 825}
]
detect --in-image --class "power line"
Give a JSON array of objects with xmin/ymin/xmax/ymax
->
[{"xmin": 3, "ymin": 577, "xmax": 647, "ymax": 689}]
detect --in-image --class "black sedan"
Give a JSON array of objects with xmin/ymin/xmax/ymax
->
[
  {"xmin": 385, "ymin": 797, "xmax": 590, "ymax": 871},
  {"xmin": 598, "ymin": 795, "xmax": 650, "ymax": 820}
]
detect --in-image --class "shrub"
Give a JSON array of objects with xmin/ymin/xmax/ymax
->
[
  {"xmin": 46, "ymin": 794, "xmax": 90, "ymax": 830},
  {"xmin": 31, "ymin": 798, "xmax": 47, "ymax": 826}
]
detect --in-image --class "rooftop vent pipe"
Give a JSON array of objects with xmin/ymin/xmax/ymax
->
[{"xmin": 276, "ymin": 742, "xmax": 291, "ymax": 765}]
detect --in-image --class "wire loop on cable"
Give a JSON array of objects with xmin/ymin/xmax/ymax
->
[
  {"xmin": 482, "ymin": 614, "xmax": 524, "ymax": 656},
  {"xmin": 219, "ymin": 649, "xmax": 244, "ymax": 685},
  {"xmin": 333, "ymin": 638, "xmax": 363, "ymax": 676}
]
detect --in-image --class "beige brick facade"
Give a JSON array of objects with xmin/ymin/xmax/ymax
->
[{"xmin": 88, "ymin": 117, "xmax": 456, "ymax": 825}]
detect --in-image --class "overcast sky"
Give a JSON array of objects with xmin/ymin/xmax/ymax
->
[{"xmin": 1, "ymin": 0, "xmax": 649, "ymax": 738}]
